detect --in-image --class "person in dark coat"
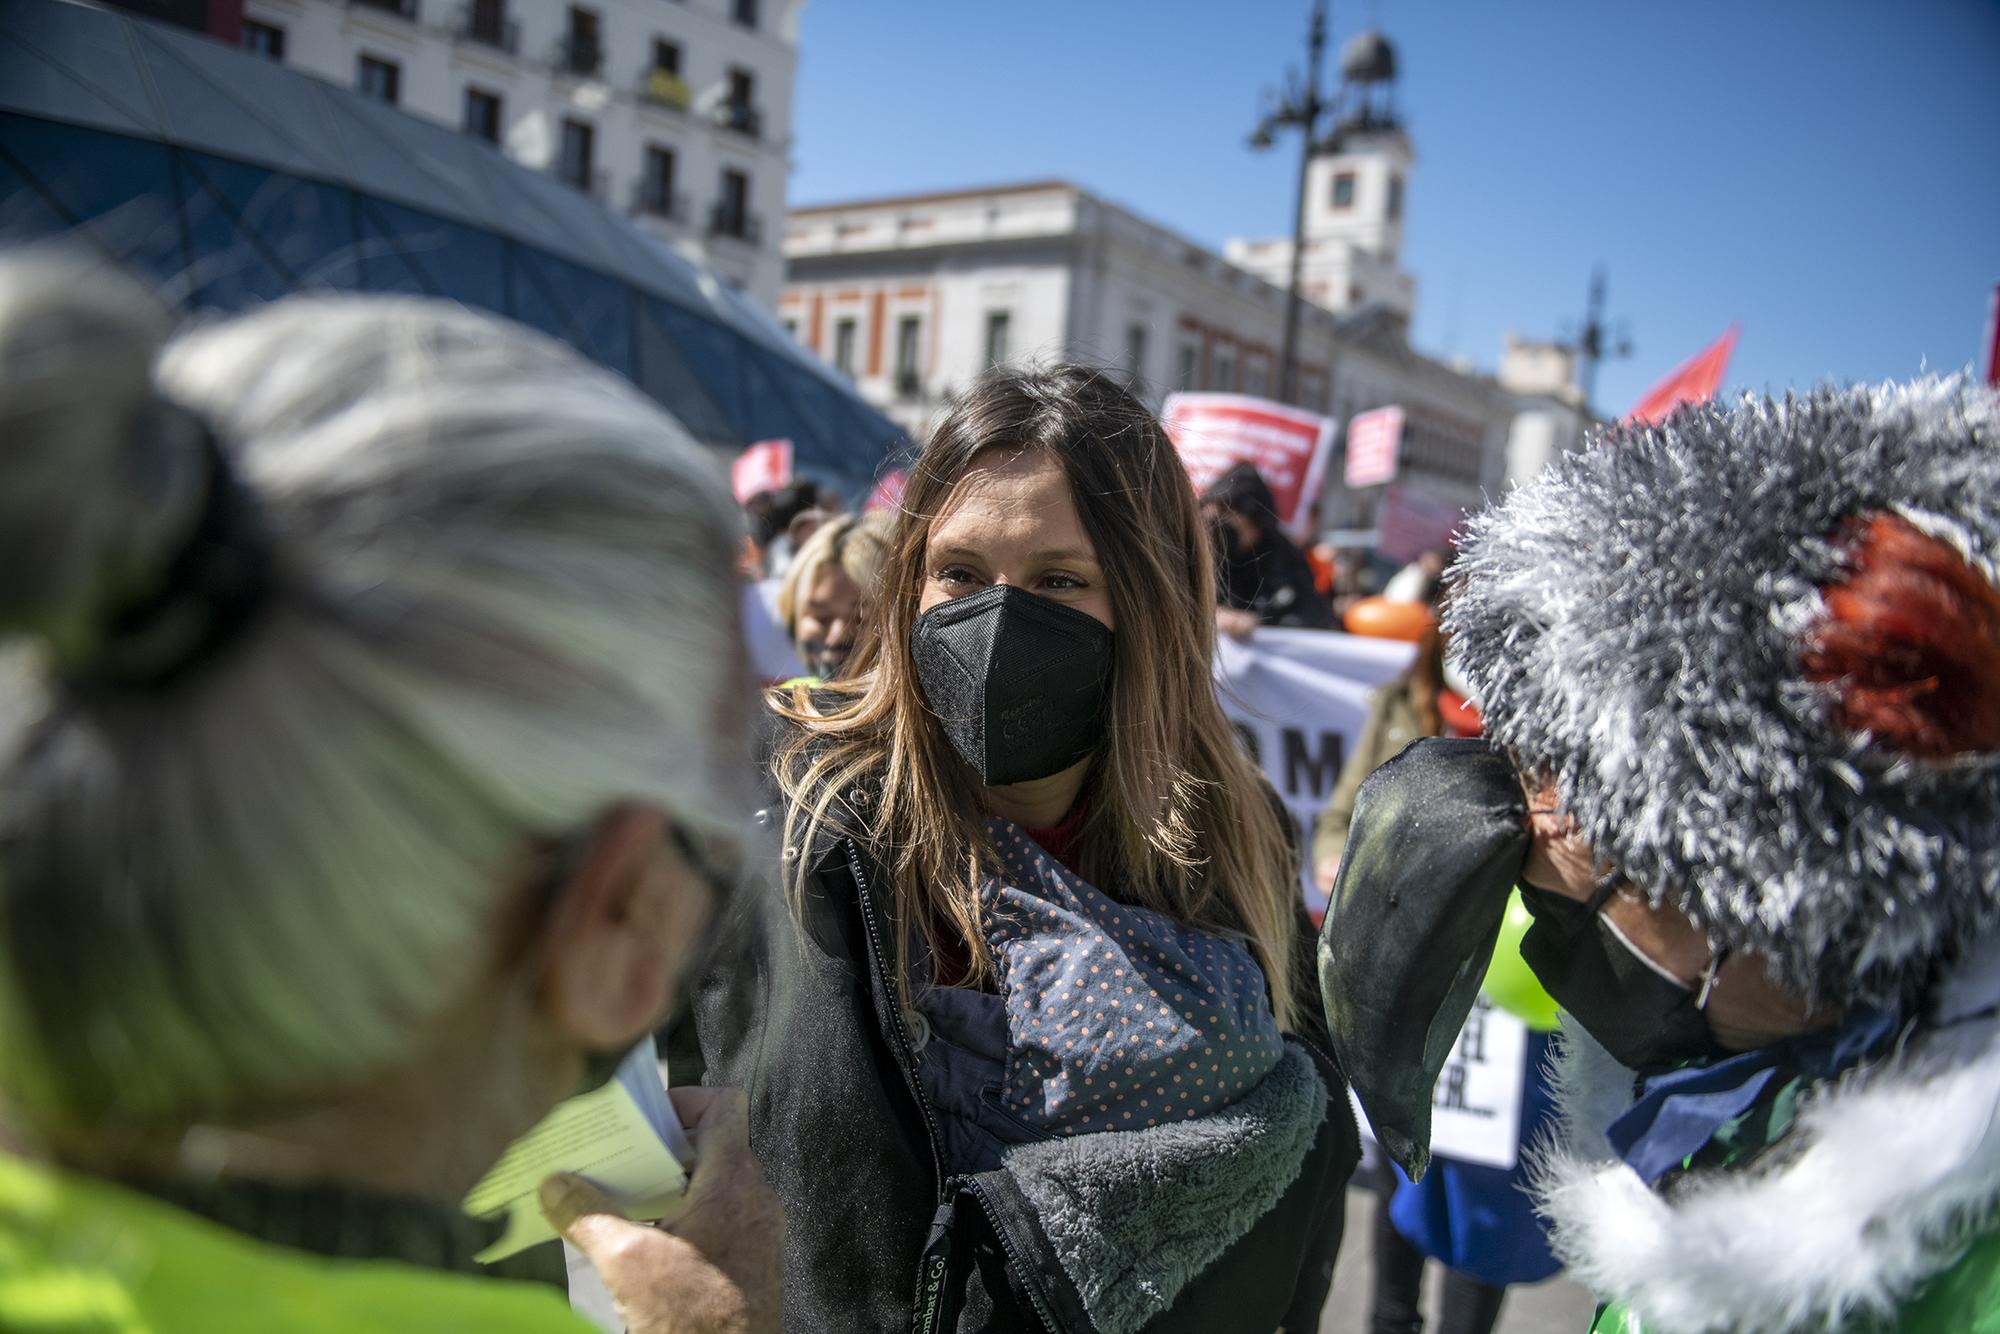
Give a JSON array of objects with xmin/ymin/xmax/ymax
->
[
  {"xmin": 676, "ymin": 365, "xmax": 1358, "ymax": 1334},
  {"xmin": 1200, "ymin": 461, "xmax": 1336, "ymax": 631}
]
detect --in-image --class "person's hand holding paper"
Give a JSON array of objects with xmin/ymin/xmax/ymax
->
[{"xmin": 543, "ymin": 1085, "xmax": 785, "ymax": 1334}]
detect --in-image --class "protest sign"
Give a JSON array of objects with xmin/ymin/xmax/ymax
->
[
  {"xmin": 866, "ymin": 467, "xmax": 908, "ymax": 513},
  {"xmin": 731, "ymin": 438, "xmax": 793, "ymax": 503},
  {"xmin": 1344, "ymin": 405, "xmax": 1404, "ymax": 488},
  {"xmin": 1212, "ymin": 627, "xmax": 1415, "ymax": 917},
  {"xmin": 1426, "ymin": 994, "xmax": 1529, "ymax": 1170},
  {"xmin": 1161, "ymin": 393, "xmax": 1336, "ymax": 542}
]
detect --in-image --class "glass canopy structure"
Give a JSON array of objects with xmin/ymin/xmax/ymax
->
[{"xmin": 0, "ymin": 0, "xmax": 904, "ymax": 496}]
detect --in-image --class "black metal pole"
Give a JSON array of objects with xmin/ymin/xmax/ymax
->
[
  {"xmin": 1577, "ymin": 265, "xmax": 1606, "ymax": 411},
  {"xmin": 1277, "ymin": 0, "xmax": 1327, "ymax": 406}
]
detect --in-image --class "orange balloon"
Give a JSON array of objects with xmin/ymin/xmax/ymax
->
[{"xmin": 1342, "ymin": 596, "xmax": 1434, "ymax": 642}]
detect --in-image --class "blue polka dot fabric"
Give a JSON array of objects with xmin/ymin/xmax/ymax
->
[{"xmin": 980, "ymin": 817, "xmax": 1285, "ymax": 1136}]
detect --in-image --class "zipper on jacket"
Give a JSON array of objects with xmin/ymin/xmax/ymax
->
[
  {"xmin": 840, "ymin": 837, "xmax": 948, "ymax": 1200},
  {"xmin": 913, "ymin": 1191, "xmax": 962, "ymax": 1334},
  {"xmin": 844, "ymin": 839, "xmax": 1059, "ymax": 1333},
  {"xmin": 962, "ymin": 1176, "xmax": 1060, "ymax": 1334}
]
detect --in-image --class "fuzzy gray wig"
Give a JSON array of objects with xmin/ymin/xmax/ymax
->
[{"xmin": 1445, "ymin": 376, "xmax": 2000, "ymax": 1003}]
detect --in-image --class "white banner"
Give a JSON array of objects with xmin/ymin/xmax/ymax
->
[
  {"xmin": 1212, "ymin": 627, "xmax": 1415, "ymax": 917},
  {"xmin": 1426, "ymin": 994, "xmax": 1528, "ymax": 1170},
  {"xmin": 1346, "ymin": 995, "xmax": 1531, "ymax": 1175}
]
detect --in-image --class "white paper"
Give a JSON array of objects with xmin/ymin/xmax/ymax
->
[{"xmin": 464, "ymin": 1038, "xmax": 692, "ymax": 1263}]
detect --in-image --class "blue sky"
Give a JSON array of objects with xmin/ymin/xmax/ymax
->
[{"xmin": 788, "ymin": 1, "xmax": 1998, "ymax": 416}]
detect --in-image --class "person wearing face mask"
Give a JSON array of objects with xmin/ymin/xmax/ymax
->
[
  {"xmin": 1200, "ymin": 461, "xmax": 1336, "ymax": 638},
  {"xmin": 0, "ymin": 256, "xmax": 782, "ymax": 1333},
  {"xmin": 1320, "ymin": 377, "xmax": 2000, "ymax": 1333},
  {"xmin": 774, "ymin": 511, "xmax": 892, "ymax": 682},
  {"xmin": 676, "ymin": 364, "xmax": 1359, "ymax": 1333}
]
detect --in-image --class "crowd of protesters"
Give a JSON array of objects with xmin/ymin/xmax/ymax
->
[{"xmin": 2, "ymin": 246, "xmax": 1997, "ymax": 1334}]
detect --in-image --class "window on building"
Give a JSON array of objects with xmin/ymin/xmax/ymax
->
[
  {"xmin": 652, "ymin": 38, "xmax": 680, "ymax": 75},
  {"xmin": 895, "ymin": 316, "xmax": 922, "ymax": 397},
  {"xmin": 1125, "ymin": 322, "xmax": 1147, "ymax": 382},
  {"xmin": 782, "ymin": 317, "xmax": 798, "ymax": 339},
  {"xmin": 1331, "ymin": 171, "xmax": 1355, "ymax": 210},
  {"xmin": 241, "ymin": 19, "xmax": 285, "ymax": 60},
  {"xmin": 1178, "ymin": 342, "xmax": 1198, "ymax": 390},
  {"xmin": 714, "ymin": 168, "xmax": 751, "ymax": 238},
  {"xmin": 564, "ymin": 6, "xmax": 601, "ymax": 75},
  {"xmin": 833, "ymin": 318, "xmax": 857, "ymax": 377},
  {"xmin": 558, "ymin": 119, "xmax": 595, "ymax": 193},
  {"xmin": 356, "ymin": 54, "xmax": 400, "ymax": 105},
  {"xmin": 462, "ymin": 87, "xmax": 502, "ymax": 144},
  {"xmin": 1245, "ymin": 361, "xmax": 1267, "ymax": 397},
  {"xmin": 1214, "ymin": 347, "xmax": 1236, "ymax": 391},
  {"xmin": 465, "ymin": 0, "xmax": 508, "ymax": 47},
  {"xmin": 984, "ymin": 311, "xmax": 1010, "ymax": 368},
  {"xmin": 732, "ymin": 0, "xmax": 758, "ymax": 29},
  {"xmin": 722, "ymin": 67, "xmax": 759, "ymax": 135},
  {"xmin": 1387, "ymin": 174, "xmax": 1403, "ymax": 221},
  {"xmin": 640, "ymin": 145, "xmax": 677, "ymax": 216}
]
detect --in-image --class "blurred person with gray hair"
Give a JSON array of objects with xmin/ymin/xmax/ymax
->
[{"xmin": 0, "ymin": 254, "xmax": 781, "ymax": 1332}]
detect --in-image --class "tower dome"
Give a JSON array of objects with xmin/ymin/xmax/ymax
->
[{"xmin": 1339, "ymin": 29, "xmax": 1397, "ymax": 85}]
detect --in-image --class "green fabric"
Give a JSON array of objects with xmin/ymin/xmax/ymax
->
[
  {"xmin": 0, "ymin": 1154, "xmax": 593, "ymax": 1333},
  {"xmin": 1897, "ymin": 1228, "xmax": 2000, "ymax": 1333},
  {"xmin": 1585, "ymin": 1229, "xmax": 2000, "ymax": 1332}
]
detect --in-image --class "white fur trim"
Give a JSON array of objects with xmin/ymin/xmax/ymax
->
[{"xmin": 1533, "ymin": 1001, "xmax": 2000, "ymax": 1334}]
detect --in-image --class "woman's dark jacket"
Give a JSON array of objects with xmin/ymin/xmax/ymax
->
[
  {"xmin": 1202, "ymin": 461, "xmax": 1335, "ymax": 631},
  {"xmin": 671, "ymin": 773, "xmax": 1358, "ymax": 1334}
]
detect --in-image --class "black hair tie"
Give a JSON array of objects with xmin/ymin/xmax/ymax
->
[{"xmin": 69, "ymin": 413, "xmax": 273, "ymax": 691}]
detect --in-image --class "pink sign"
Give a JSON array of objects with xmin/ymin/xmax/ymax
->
[
  {"xmin": 731, "ymin": 439, "xmax": 794, "ymax": 503},
  {"xmin": 1377, "ymin": 484, "xmax": 1466, "ymax": 564},
  {"xmin": 865, "ymin": 468, "xmax": 908, "ymax": 514},
  {"xmin": 1344, "ymin": 406, "xmax": 1405, "ymax": 489},
  {"xmin": 1160, "ymin": 393, "xmax": 1336, "ymax": 542}
]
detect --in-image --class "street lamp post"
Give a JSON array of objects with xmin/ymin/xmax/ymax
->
[{"xmin": 1249, "ymin": 0, "xmax": 1330, "ymax": 407}]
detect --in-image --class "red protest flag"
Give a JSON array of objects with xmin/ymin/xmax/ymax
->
[{"xmin": 1625, "ymin": 324, "xmax": 1740, "ymax": 425}]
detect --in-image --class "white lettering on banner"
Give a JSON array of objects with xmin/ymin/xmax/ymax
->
[
  {"xmin": 1162, "ymin": 393, "xmax": 1337, "ymax": 543},
  {"xmin": 1345, "ymin": 406, "xmax": 1404, "ymax": 489},
  {"xmin": 1212, "ymin": 628, "xmax": 1415, "ymax": 916}
]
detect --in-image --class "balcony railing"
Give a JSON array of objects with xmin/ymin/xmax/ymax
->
[
  {"xmin": 708, "ymin": 204, "xmax": 763, "ymax": 244},
  {"xmin": 454, "ymin": 5, "xmax": 517, "ymax": 51},
  {"xmin": 553, "ymin": 165, "xmax": 609, "ymax": 201},
  {"xmin": 894, "ymin": 369, "xmax": 922, "ymax": 401},
  {"xmin": 347, "ymin": 0, "xmax": 418, "ymax": 19},
  {"xmin": 639, "ymin": 68, "xmax": 691, "ymax": 110},
  {"xmin": 712, "ymin": 100, "xmax": 763, "ymax": 139},
  {"xmin": 631, "ymin": 184, "xmax": 687, "ymax": 222},
  {"xmin": 555, "ymin": 35, "xmax": 603, "ymax": 77}
]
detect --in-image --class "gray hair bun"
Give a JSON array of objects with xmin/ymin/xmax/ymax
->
[
  {"xmin": 1445, "ymin": 376, "xmax": 2000, "ymax": 1003},
  {"xmin": 0, "ymin": 255, "xmax": 266, "ymax": 686}
]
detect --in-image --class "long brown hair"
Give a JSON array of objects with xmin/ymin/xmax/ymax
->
[{"xmin": 773, "ymin": 365, "xmax": 1300, "ymax": 1026}]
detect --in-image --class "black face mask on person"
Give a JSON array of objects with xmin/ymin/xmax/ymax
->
[
  {"xmin": 1515, "ymin": 880, "xmax": 1723, "ymax": 1076},
  {"xmin": 909, "ymin": 584, "xmax": 1115, "ymax": 787},
  {"xmin": 1318, "ymin": 737, "xmax": 1722, "ymax": 1180},
  {"xmin": 798, "ymin": 638, "xmax": 850, "ymax": 680}
]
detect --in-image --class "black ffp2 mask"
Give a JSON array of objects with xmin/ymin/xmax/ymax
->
[
  {"xmin": 910, "ymin": 584, "xmax": 1115, "ymax": 786},
  {"xmin": 1516, "ymin": 882, "xmax": 1723, "ymax": 1076}
]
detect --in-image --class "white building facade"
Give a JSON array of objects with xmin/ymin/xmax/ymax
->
[
  {"xmin": 232, "ymin": 0, "xmax": 800, "ymax": 305},
  {"xmin": 782, "ymin": 180, "xmax": 1512, "ymax": 531}
]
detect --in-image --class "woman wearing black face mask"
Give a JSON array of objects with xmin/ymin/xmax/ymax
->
[
  {"xmin": 675, "ymin": 364, "xmax": 1359, "ymax": 1334},
  {"xmin": 1320, "ymin": 378, "xmax": 2000, "ymax": 1334}
]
